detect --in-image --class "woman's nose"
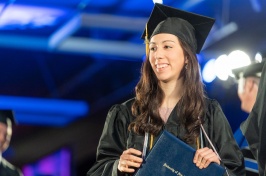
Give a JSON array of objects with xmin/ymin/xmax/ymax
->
[{"xmin": 154, "ymin": 48, "xmax": 163, "ymax": 60}]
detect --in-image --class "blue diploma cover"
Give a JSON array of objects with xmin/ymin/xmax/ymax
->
[{"xmin": 134, "ymin": 130, "xmax": 225, "ymax": 176}]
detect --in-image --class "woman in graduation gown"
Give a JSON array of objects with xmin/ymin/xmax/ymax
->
[{"xmin": 87, "ymin": 3, "xmax": 245, "ymax": 176}]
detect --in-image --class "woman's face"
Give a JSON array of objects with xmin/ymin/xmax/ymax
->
[{"xmin": 149, "ymin": 33, "xmax": 187, "ymax": 83}]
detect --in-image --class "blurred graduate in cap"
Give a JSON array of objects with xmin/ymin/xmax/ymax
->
[
  {"xmin": 0, "ymin": 110, "xmax": 23, "ymax": 176},
  {"xmin": 232, "ymin": 61, "xmax": 265, "ymax": 114},
  {"xmin": 87, "ymin": 3, "xmax": 245, "ymax": 176},
  {"xmin": 238, "ymin": 61, "xmax": 266, "ymax": 176},
  {"xmin": 232, "ymin": 61, "xmax": 265, "ymax": 176}
]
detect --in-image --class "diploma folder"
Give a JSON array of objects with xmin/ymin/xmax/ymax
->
[{"xmin": 134, "ymin": 130, "xmax": 225, "ymax": 176}]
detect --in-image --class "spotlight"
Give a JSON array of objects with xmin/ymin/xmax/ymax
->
[
  {"xmin": 202, "ymin": 59, "xmax": 216, "ymax": 83},
  {"xmin": 214, "ymin": 54, "xmax": 230, "ymax": 81},
  {"xmin": 227, "ymin": 50, "xmax": 251, "ymax": 77}
]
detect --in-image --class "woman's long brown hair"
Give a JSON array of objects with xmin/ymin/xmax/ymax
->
[{"xmin": 129, "ymin": 38, "xmax": 206, "ymax": 145}]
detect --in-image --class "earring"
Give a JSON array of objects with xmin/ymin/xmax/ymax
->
[{"xmin": 185, "ymin": 64, "xmax": 188, "ymax": 70}]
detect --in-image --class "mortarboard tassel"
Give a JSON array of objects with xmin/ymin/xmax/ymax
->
[{"xmin": 145, "ymin": 23, "xmax": 149, "ymax": 57}]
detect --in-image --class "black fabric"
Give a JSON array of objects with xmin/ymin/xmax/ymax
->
[
  {"xmin": 87, "ymin": 98, "xmax": 245, "ymax": 176},
  {"xmin": 241, "ymin": 61, "xmax": 266, "ymax": 176},
  {"xmin": 0, "ymin": 158, "xmax": 22, "ymax": 176},
  {"xmin": 257, "ymin": 61, "xmax": 266, "ymax": 176},
  {"xmin": 141, "ymin": 3, "xmax": 215, "ymax": 53}
]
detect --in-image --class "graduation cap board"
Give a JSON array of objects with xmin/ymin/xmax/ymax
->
[
  {"xmin": 141, "ymin": 3, "xmax": 215, "ymax": 54},
  {"xmin": 232, "ymin": 61, "xmax": 265, "ymax": 80},
  {"xmin": 0, "ymin": 110, "xmax": 16, "ymax": 125}
]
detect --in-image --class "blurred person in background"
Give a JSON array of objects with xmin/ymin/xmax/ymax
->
[
  {"xmin": 232, "ymin": 60, "xmax": 265, "ymax": 176},
  {"xmin": 239, "ymin": 60, "xmax": 266, "ymax": 176},
  {"xmin": 0, "ymin": 110, "xmax": 23, "ymax": 176}
]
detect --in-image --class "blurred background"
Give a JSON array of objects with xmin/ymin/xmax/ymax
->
[{"xmin": 0, "ymin": 0, "xmax": 266, "ymax": 175}]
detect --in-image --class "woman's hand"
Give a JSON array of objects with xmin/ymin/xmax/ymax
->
[
  {"xmin": 118, "ymin": 148, "xmax": 143, "ymax": 173},
  {"xmin": 193, "ymin": 147, "xmax": 220, "ymax": 169}
]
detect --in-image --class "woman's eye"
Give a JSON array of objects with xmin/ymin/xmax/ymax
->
[
  {"xmin": 164, "ymin": 45, "xmax": 172, "ymax": 49},
  {"xmin": 149, "ymin": 47, "xmax": 156, "ymax": 51}
]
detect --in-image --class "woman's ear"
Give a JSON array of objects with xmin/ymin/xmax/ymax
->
[{"xmin": 185, "ymin": 57, "xmax": 188, "ymax": 64}]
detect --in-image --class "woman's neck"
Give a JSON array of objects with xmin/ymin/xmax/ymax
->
[{"xmin": 160, "ymin": 80, "xmax": 183, "ymax": 108}]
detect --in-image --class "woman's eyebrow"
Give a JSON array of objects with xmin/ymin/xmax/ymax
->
[
  {"xmin": 162, "ymin": 40, "xmax": 175, "ymax": 43},
  {"xmin": 149, "ymin": 40, "xmax": 175, "ymax": 45}
]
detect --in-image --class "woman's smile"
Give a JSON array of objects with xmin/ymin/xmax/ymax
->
[{"xmin": 155, "ymin": 63, "xmax": 169, "ymax": 72}]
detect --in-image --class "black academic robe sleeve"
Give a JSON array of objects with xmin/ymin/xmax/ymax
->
[
  {"xmin": 254, "ymin": 62, "xmax": 266, "ymax": 176},
  {"xmin": 240, "ymin": 109, "xmax": 259, "ymax": 161},
  {"xmin": 87, "ymin": 104, "xmax": 132, "ymax": 176},
  {"xmin": 204, "ymin": 99, "xmax": 245, "ymax": 176}
]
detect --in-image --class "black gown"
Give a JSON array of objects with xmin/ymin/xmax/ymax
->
[
  {"xmin": 87, "ymin": 98, "xmax": 245, "ymax": 176},
  {"xmin": 241, "ymin": 61, "xmax": 266, "ymax": 176},
  {"xmin": 234, "ymin": 128, "xmax": 259, "ymax": 175},
  {"xmin": 0, "ymin": 158, "xmax": 23, "ymax": 176}
]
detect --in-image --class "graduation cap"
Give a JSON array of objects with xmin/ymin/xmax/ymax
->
[
  {"xmin": 141, "ymin": 3, "xmax": 215, "ymax": 54},
  {"xmin": 141, "ymin": 3, "xmax": 215, "ymax": 53},
  {"xmin": 0, "ymin": 110, "xmax": 16, "ymax": 126},
  {"xmin": 232, "ymin": 61, "xmax": 265, "ymax": 80}
]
